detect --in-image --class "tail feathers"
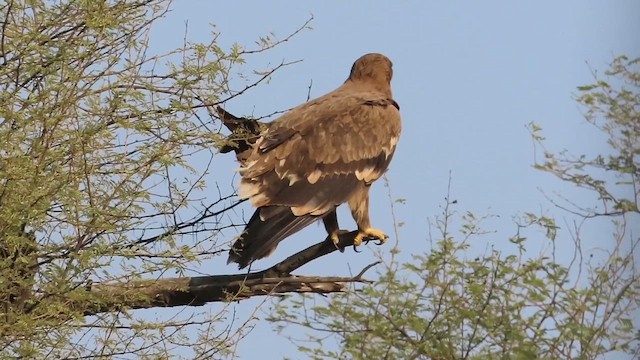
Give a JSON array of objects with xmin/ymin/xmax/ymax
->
[
  {"xmin": 227, "ymin": 206, "xmax": 318, "ymax": 269},
  {"xmin": 215, "ymin": 106, "xmax": 263, "ymax": 163}
]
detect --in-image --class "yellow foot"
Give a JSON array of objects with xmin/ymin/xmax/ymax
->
[
  {"xmin": 353, "ymin": 228, "xmax": 388, "ymax": 246},
  {"xmin": 329, "ymin": 230, "xmax": 350, "ymax": 252},
  {"xmin": 330, "ymin": 232, "xmax": 340, "ymax": 246}
]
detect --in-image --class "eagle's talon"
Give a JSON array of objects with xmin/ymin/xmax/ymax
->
[
  {"xmin": 375, "ymin": 234, "xmax": 389, "ymax": 245},
  {"xmin": 331, "ymin": 233, "xmax": 340, "ymax": 246},
  {"xmin": 363, "ymin": 236, "xmax": 386, "ymax": 246},
  {"xmin": 352, "ymin": 244, "xmax": 362, "ymax": 253},
  {"xmin": 353, "ymin": 228, "xmax": 387, "ymax": 248},
  {"xmin": 330, "ymin": 230, "xmax": 350, "ymax": 253}
]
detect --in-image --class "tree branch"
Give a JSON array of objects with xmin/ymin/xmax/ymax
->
[{"xmin": 79, "ymin": 230, "xmax": 369, "ymax": 316}]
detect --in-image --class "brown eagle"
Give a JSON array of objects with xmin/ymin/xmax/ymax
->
[{"xmin": 227, "ymin": 53, "xmax": 402, "ymax": 269}]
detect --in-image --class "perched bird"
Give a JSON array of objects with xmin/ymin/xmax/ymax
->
[{"xmin": 227, "ymin": 53, "xmax": 402, "ymax": 269}]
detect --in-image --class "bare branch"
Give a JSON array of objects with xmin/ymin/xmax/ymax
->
[{"xmin": 76, "ymin": 230, "xmax": 369, "ymax": 316}]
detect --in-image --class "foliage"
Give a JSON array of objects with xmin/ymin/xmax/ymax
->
[
  {"xmin": 532, "ymin": 55, "xmax": 639, "ymax": 217},
  {"xmin": 269, "ymin": 57, "xmax": 640, "ymax": 359},
  {"xmin": 0, "ymin": 0, "xmax": 302, "ymax": 357}
]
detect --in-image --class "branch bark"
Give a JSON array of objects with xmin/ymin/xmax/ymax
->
[{"xmin": 80, "ymin": 230, "xmax": 368, "ymax": 315}]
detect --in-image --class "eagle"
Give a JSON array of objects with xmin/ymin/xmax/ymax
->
[{"xmin": 227, "ymin": 53, "xmax": 402, "ymax": 269}]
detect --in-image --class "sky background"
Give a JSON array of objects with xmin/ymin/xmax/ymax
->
[{"xmin": 145, "ymin": 1, "xmax": 639, "ymax": 358}]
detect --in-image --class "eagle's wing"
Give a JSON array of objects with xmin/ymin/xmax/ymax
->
[
  {"xmin": 228, "ymin": 90, "xmax": 400, "ymax": 268},
  {"xmin": 241, "ymin": 91, "xmax": 400, "ymax": 214}
]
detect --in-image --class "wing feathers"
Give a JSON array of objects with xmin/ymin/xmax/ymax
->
[{"xmin": 239, "ymin": 99, "xmax": 399, "ymax": 214}]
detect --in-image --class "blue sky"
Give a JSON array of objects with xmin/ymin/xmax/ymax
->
[{"xmin": 148, "ymin": 2, "xmax": 639, "ymax": 358}]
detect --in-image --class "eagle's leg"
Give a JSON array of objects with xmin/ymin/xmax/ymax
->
[
  {"xmin": 323, "ymin": 209, "xmax": 350, "ymax": 253},
  {"xmin": 322, "ymin": 209, "xmax": 341, "ymax": 246},
  {"xmin": 348, "ymin": 186, "xmax": 389, "ymax": 247}
]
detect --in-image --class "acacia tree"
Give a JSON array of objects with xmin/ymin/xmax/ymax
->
[
  {"xmin": 269, "ymin": 56, "xmax": 640, "ymax": 359},
  {"xmin": 0, "ymin": 1, "xmax": 366, "ymax": 358}
]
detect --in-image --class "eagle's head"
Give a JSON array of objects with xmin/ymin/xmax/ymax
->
[{"xmin": 348, "ymin": 53, "xmax": 393, "ymax": 85}]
